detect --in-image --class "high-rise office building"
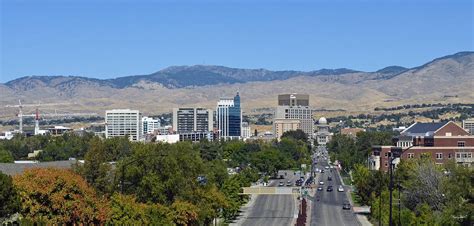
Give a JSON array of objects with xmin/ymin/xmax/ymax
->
[
  {"xmin": 274, "ymin": 93, "xmax": 313, "ymax": 137},
  {"xmin": 172, "ymin": 108, "xmax": 213, "ymax": 133},
  {"xmin": 142, "ymin": 116, "xmax": 160, "ymax": 134},
  {"xmin": 278, "ymin": 94, "xmax": 309, "ymax": 107},
  {"xmin": 105, "ymin": 109, "xmax": 142, "ymax": 141},
  {"xmin": 216, "ymin": 92, "xmax": 242, "ymax": 139}
]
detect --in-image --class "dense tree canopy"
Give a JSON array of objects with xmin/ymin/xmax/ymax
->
[
  {"xmin": 0, "ymin": 132, "xmax": 95, "ymax": 161},
  {"xmin": 281, "ymin": 129, "xmax": 308, "ymax": 143},
  {"xmin": 1, "ymin": 129, "xmax": 313, "ymax": 224},
  {"xmin": 0, "ymin": 147, "xmax": 14, "ymax": 163},
  {"xmin": 328, "ymin": 131, "xmax": 393, "ymax": 171},
  {"xmin": 13, "ymin": 168, "xmax": 110, "ymax": 224},
  {"xmin": 355, "ymin": 158, "xmax": 473, "ymax": 225}
]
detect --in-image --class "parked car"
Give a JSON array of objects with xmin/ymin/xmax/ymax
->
[
  {"xmin": 319, "ymin": 181, "xmax": 324, "ymax": 185},
  {"xmin": 338, "ymin": 185, "xmax": 344, "ymax": 192},
  {"xmin": 317, "ymin": 187, "xmax": 323, "ymax": 191},
  {"xmin": 279, "ymin": 181, "xmax": 285, "ymax": 186},
  {"xmin": 343, "ymin": 202, "xmax": 351, "ymax": 210},
  {"xmin": 286, "ymin": 180, "xmax": 293, "ymax": 186}
]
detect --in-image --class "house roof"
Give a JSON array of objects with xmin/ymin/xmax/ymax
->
[
  {"xmin": 402, "ymin": 122, "xmax": 447, "ymax": 136},
  {"xmin": 0, "ymin": 160, "xmax": 77, "ymax": 176}
]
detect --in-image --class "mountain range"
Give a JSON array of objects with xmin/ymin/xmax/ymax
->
[{"xmin": 1, "ymin": 51, "xmax": 473, "ymax": 116}]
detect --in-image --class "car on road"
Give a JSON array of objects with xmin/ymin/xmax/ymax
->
[
  {"xmin": 326, "ymin": 186, "xmax": 333, "ymax": 192},
  {"xmin": 319, "ymin": 181, "xmax": 324, "ymax": 185},
  {"xmin": 286, "ymin": 180, "xmax": 293, "ymax": 186},
  {"xmin": 325, "ymin": 166, "xmax": 329, "ymax": 169},
  {"xmin": 338, "ymin": 185, "xmax": 344, "ymax": 192},
  {"xmin": 279, "ymin": 181, "xmax": 284, "ymax": 186},
  {"xmin": 295, "ymin": 179, "xmax": 303, "ymax": 186},
  {"xmin": 328, "ymin": 176, "xmax": 332, "ymax": 181},
  {"xmin": 343, "ymin": 202, "xmax": 351, "ymax": 210},
  {"xmin": 317, "ymin": 187, "xmax": 323, "ymax": 191},
  {"xmin": 321, "ymin": 170, "xmax": 325, "ymax": 173}
]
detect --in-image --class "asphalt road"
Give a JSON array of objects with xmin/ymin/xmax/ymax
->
[
  {"xmin": 310, "ymin": 154, "xmax": 360, "ymax": 226},
  {"xmin": 241, "ymin": 170, "xmax": 299, "ymax": 226}
]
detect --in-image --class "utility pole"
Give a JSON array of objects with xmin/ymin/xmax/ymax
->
[
  {"xmin": 398, "ymin": 180, "xmax": 401, "ymax": 226},
  {"xmin": 388, "ymin": 146, "xmax": 414, "ymax": 226},
  {"xmin": 379, "ymin": 177, "xmax": 382, "ymax": 226}
]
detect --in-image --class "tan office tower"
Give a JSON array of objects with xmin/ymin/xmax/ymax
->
[
  {"xmin": 274, "ymin": 93, "xmax": 313, "ymax": 137},
  {"xmin": 278, "ymin": 94, "xmax": 309, "ymax": 107},
  {"xmin": 274, "ymin": 119, "xmax": 301, "ymax": 140}
]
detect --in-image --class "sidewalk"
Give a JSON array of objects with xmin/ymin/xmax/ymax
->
[
  {"xmin": 306, "ymin": 171, "xmax": 321, "ymax": 225},
  {"xmin": 357, "ymin": 215, "xmax": 373, "ymax": 226}
]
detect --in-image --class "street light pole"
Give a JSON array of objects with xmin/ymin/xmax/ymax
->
[
  {"xmin": 379, "ymin": 177, "xmax": 382, "ymax": 226},
  {"xmin": 389, "ymin": 156, "xmax": 394, "ymax": 226}
]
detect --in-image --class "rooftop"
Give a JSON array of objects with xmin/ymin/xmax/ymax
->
[
  {"xmin": 0, "ymin": 160, "xmax": 77, "ymax": 176},
  {"xmin": 402, "ymin": 122, "xmax": 447, "ymax": 136}
]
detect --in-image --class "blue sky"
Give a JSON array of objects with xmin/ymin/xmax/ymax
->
[{"xmin": 1, "ymin": 0, "xmax": 473, "ymax": 82}]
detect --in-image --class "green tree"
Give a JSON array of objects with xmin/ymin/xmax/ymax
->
[
  {"xmin": 0, "ymin": 171, "xmax": 20, "ymax": 218},
  {"xmin": 205, "ymin": 159, "xmax": 229, "ymax": 189},
  {"xmin": 281, "ymin": 129, "xmax": 308, "ymax": 142},
  {"xmin": 76, "ymin": 137, "xmax": 113, "ymax": 194},
  {"xmin": 0, "ymin": 147, "xmax": 14, "ymax": 163},
  {"xmin": 327, "ymin": 134, "xmax": 358, "ymax": 170},
  {"xmin": 221, "ymin": 175, "xmax": 244, "ymax": 220},
  {"xmin": 109, "ymin": 193, "xmax": 173, "ymax": 225}
]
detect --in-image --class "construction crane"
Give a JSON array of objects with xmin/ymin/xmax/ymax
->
[{"xmin": 3, "ymin": 100, "xmax": 97, "ymax": 134}]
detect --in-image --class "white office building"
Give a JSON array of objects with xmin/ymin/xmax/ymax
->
[
  {"xmin": 105, "ymin": 109, "xmax": 142, "ymax": 141},
  {"xmin": 242, "ymin": 122, "xmax": 251, "ymax": 139},
  {"xmin": 142, "ymin": 116, "xmax": 161, "ymax": 135},
  {"xmin": 463, "ymin": 118, "xmax": 474, "ymax": 135}
]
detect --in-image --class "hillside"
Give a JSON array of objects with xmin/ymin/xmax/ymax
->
[{"xmin": 1, "ymin": 51, "xmax": 473, "ymax": 117}]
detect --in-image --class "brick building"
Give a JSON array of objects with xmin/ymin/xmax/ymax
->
[{"xmin": 370, "ymin": 121, "xmax": 474, "ymax": 171}]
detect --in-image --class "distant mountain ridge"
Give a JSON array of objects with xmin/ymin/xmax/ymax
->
[
  {"xmin": 4, "ymin": 66, "xmax": 361, "ymax": 89},
  {"xmin": 4, "ymin": 51, "xmax": 472, "ymax": 90},
  {"xmin": 1, "ymin": 51, "xmax": 472, "ymax": 116}
]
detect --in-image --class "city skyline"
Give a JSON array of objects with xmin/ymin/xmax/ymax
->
[
  {"xmin": 1, "ymin": 1, "xmax": 473, "ymax": 225},
  {"xmin": 1, "ymin": 0, "xmax": 473, "ymax": 82}
]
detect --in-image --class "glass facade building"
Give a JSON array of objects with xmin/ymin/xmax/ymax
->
[{"xmin": 216, "ymin": 92, "xmax": 242, "ymax": 139}]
